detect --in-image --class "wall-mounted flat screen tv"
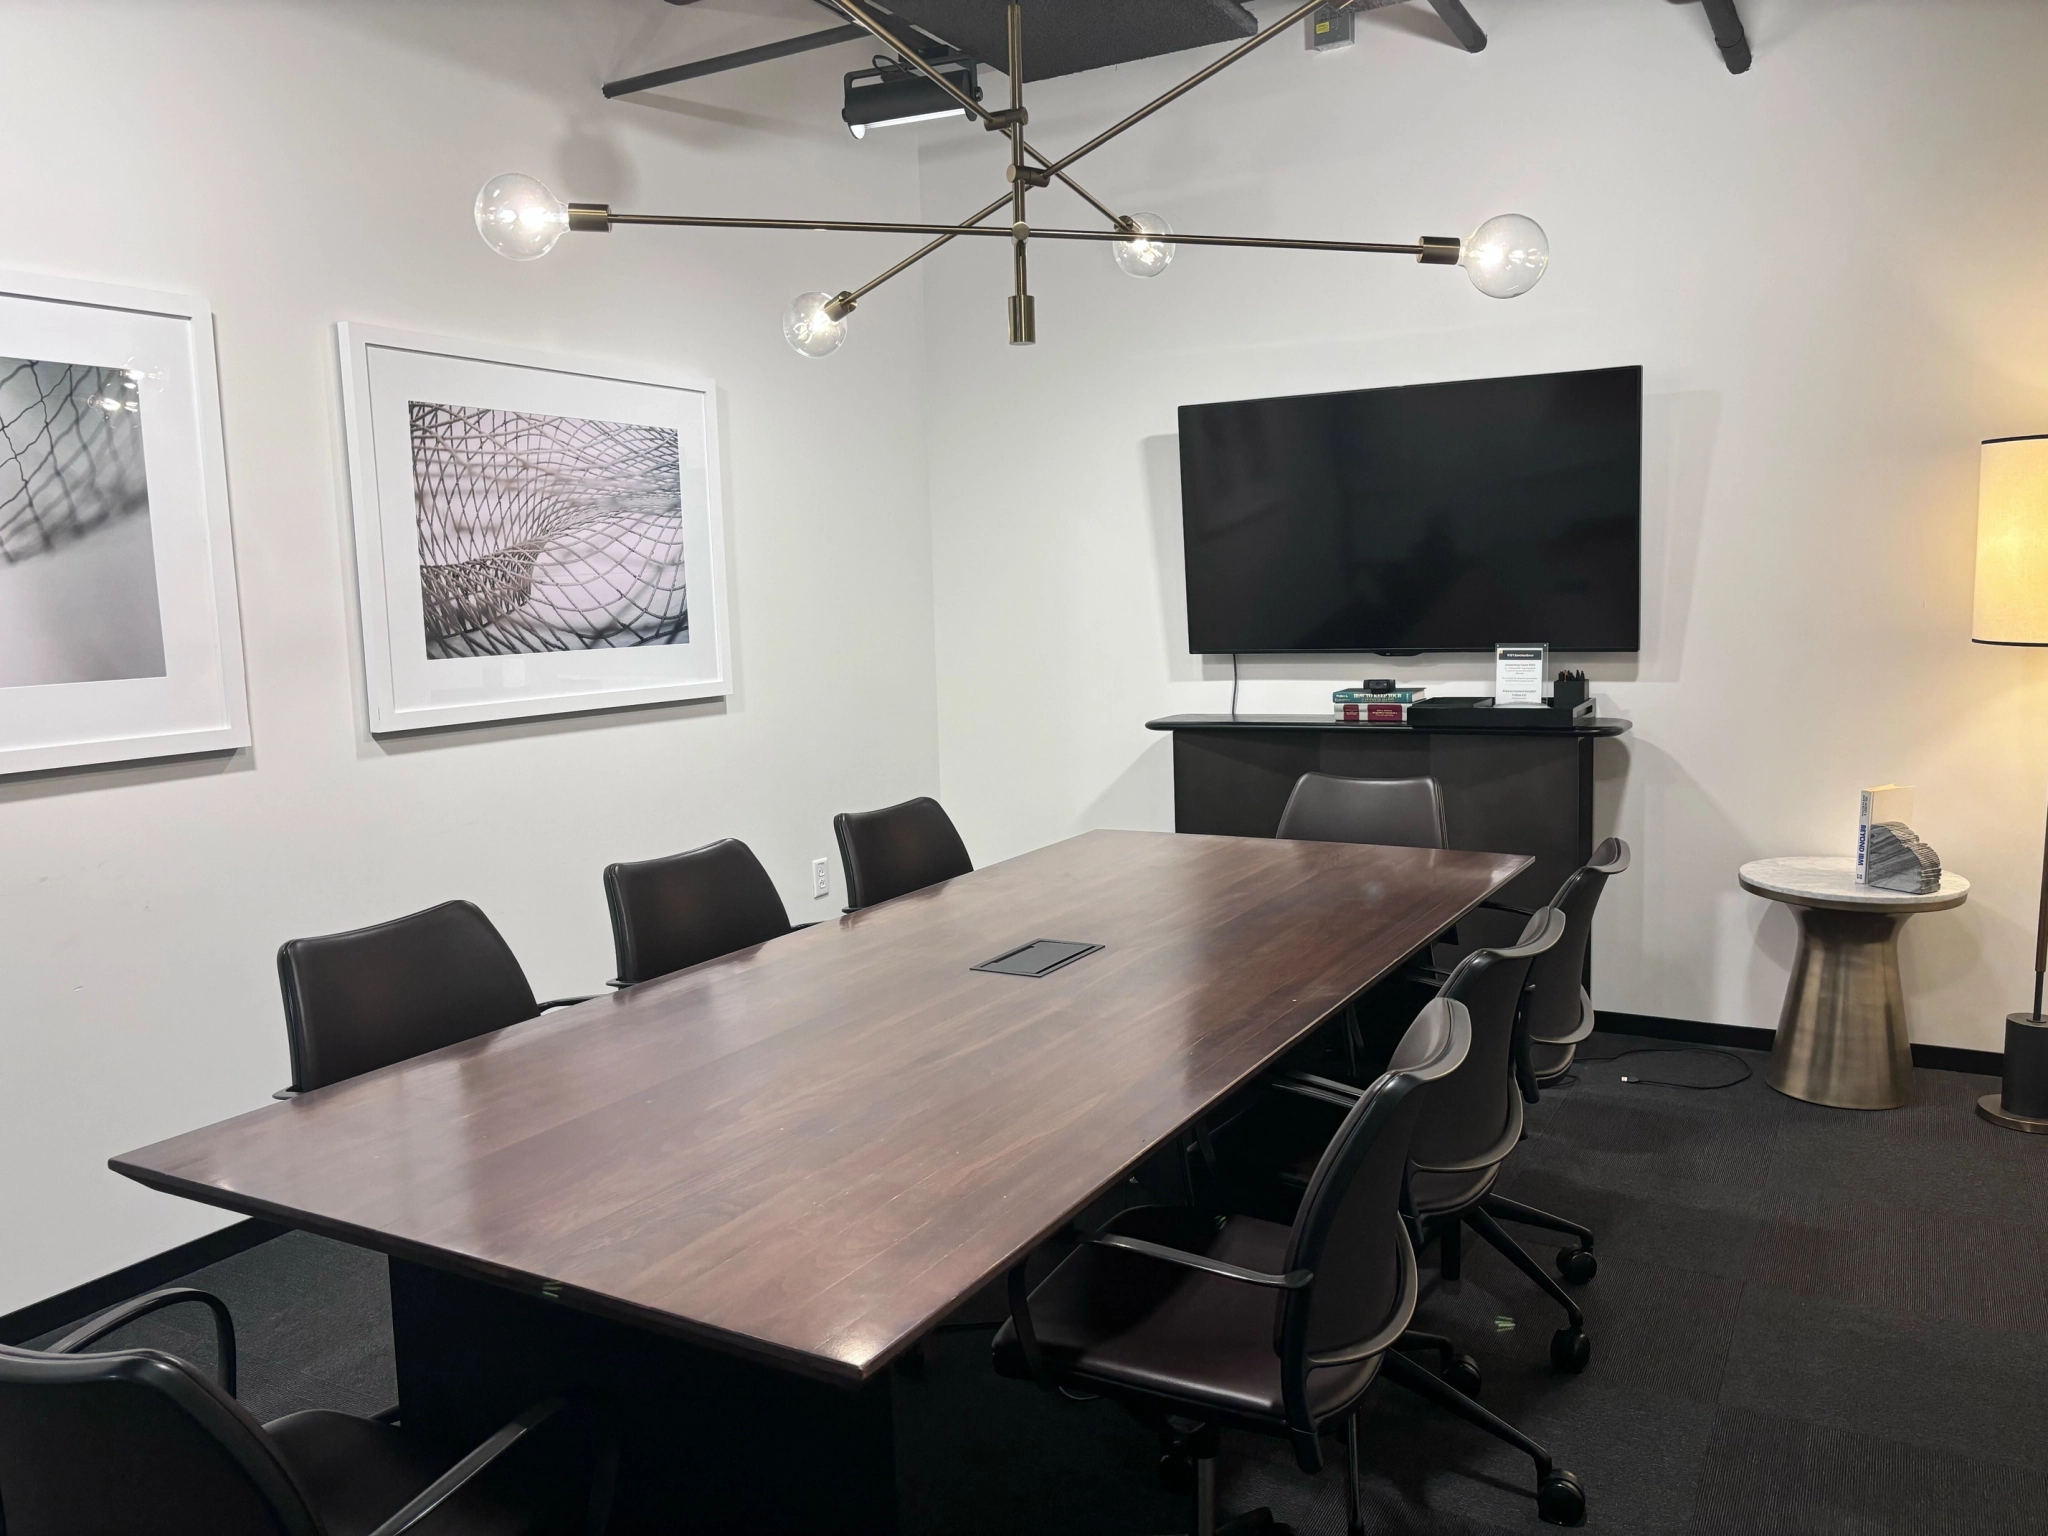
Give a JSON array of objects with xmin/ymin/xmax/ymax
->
[{"xmin": 1179, "ymin": 365, "xmax": 1642, "ymax": 653}]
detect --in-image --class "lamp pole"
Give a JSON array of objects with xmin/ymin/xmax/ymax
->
[{"xmin": 1973, "ymin": 432, "xmax": 2048, "ymax": 1132}]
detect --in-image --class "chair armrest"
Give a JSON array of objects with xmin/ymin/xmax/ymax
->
[
  {"xmin": 50, "ymin": 1287, "xmax": 238, "ymax": 1397},
  {"xmin": 367, "ymin": 1397, "xmax": 567, "ymax": 1536},
  {"xmin": 1091, "ymin": 1233, "xmax": 1312, "ymax": 1290},
  {"xmin": 1274, "ymin": 1072, "xmax": 1364, "ymax": 1108},
  {"xmin": 537, "ymin": 996, "xmax": 596, "ymax": 1012}
]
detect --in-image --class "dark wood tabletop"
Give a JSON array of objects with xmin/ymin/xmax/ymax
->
[{"xmin": 112, "ymin": 830, "xmax": 1529, "ymax": 1386}]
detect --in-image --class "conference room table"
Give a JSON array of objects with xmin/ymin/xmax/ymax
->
[{"xmin": 114, "ymin": 829, "xmax": 1529, "ymax": 1532}]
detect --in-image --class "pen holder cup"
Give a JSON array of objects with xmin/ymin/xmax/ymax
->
[{"xmin": 1550, "ymin": 677, "xmax": 1590, "ymax": 710}]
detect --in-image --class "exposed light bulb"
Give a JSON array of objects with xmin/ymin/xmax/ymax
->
[
  {"xmin": 783, "ymin": 292, "xmax": 849, "ymax": 358},
  {"xmin": 1113, "ymin": 213, "xmax": 1176, "ymax": 279},
  {"xmin": 474, "ymin": 173, "xmax": 569, "ymax": 261},
  {"xmin": 1461, "ymin": 214, "xmax": 1549, "ymax": 299}
]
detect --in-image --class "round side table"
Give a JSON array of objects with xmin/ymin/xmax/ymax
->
[{"xmin": 1738, "ymin": 856, "xmax": 1969, "ymax": 1110}]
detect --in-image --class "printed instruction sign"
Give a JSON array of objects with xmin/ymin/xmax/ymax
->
[{"xmin": 1495, "ymin": 643, "xmax": 1548, "ymax": 707}]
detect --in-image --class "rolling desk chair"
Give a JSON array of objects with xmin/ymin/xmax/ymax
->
[
  {"xmin": 995, "ymin": 998, "xmax": 1586, "ymax": 1535},
  {"xmin": 603, "ymin": 838, "xmax": 794, "ymax": 987},
  {"xmin": 833, "ymin": 796, "xmax": 973, "ymax": 911},
  {"xmin": 1413, "ymin": 838, "xmax": 1632, "ymax": 1284},
  {"xmin": 1389, "ymin": 909, "xmax": 1594, "ymax": 1372},
  {"xmin": 0, "ymin": 1287, "xmax": 613, "ymax": 1535},
  {"xmin": 276, "ymin": 901, "xmax": 587, "ymax": 1095}
]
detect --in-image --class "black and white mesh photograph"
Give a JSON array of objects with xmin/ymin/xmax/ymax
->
[
  {"xmin": 341, "ymin": 324, "xmax": 727, "ymax": 732},
  {"xmin": 0, "ymin": 356, "xmax": 167, "ymax": 689},
  {"xmin": 410, "ymin": 401, "xmax": 689, "ymax": 659}
]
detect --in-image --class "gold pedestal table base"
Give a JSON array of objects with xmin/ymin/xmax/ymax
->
[{"xmin": 1738, "ymin": 856, "xmax": 1970, "ymax": 1110}]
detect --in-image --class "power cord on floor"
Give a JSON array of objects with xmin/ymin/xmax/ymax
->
[{"xmin": 1557, "ymin": 1046, "xmax": 1754, "ymax": 1091}]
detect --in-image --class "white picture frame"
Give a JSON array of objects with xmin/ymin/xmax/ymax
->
[
  {"xmin": 0, "ymin": 271, "xmax": 250, "ymax": 778},
  {"xmin": 335, "ymin": 324, "xmax": 730, "ymax": 734}
]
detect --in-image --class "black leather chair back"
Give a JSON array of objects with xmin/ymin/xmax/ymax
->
[
  {"xmin": 1274, "ymin": 774, "xmax": 1448, "ymax": 849},
  {"xmin": 0, "ymin": 1345, "xmax": 316, "ymax": 1536},
  {"xmin": 277, "ymin": 900, "xmax": 539, "ymax": 1093},
  {"xmin": 833, "ymin": 796, "xmax": 973, "ymax": 911},
  {"xmin": 1272, "ymin": 999, "xmax": 1469, "ymax": 1451},
  {"xmin": 1407, "ymin": 907, "xmax": 1566, "ymax": 1178},
  {"xmin": 604, "ymin": 838, "xmax": 794, "ymax": 986},
  {"xmin": 1521, "ymin": 837, "xmax": 1630, "ymax": 1046}
]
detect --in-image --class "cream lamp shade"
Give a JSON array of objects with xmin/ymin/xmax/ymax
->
[{"xmin": 1974, "ymin": 435, "xmax": 2048, "ymax": 645}]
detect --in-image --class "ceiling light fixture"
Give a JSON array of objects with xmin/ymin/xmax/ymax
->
[
  {"xmin": 843, "ymin": 49, "xmax": 981, "ymax": 139},
  {"xmin": 476, "ymin": 0, "xmax": 1549, "ymax": 356}
]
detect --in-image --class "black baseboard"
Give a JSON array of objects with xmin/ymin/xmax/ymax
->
[
  {"xmin": 0, "ymin": 1218, "xmax": 282, "ymax": 1347},
  {"xmin": 1596, "ymin": 1011, "xmax": 2004, "ymax": 1078}
]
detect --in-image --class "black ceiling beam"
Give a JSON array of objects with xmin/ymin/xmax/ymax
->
[
  {"xmin": 1697, "ymin": 0, "xmax": 1752, "ymax": 73},
  {"xmin": 604, "ymin": 23, "xmax": 869, "ymax": 98},
  {"xmin": 1424, "ymin": 0, "xmax": 1487, "ymax": 53}
]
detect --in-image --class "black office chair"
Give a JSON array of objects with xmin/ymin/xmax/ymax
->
[
  {"xmin": 0, "ymin": 1287, "xmax": 612, "ymax": 1535},
  {"xmin": 1402, "ymin": 909, "xmax": 1594, "ymax": 1372},
  {"xmin": 833, "ymin": 796, "xmax": 973, "ymax": 911},
  {"xmin": 994, "ymin": 998, "xmax": 1585, "ymax": 1535},
  {"xmin": 277, "ymin": 901, "xmax": 588, "ymax": 1095},
  {"xmin": 1274, "ymin": 772, "xmax": 1448, "ymax": 848},
  {"xmin": 603, "ymin": 838, "xmax": 795, "ymax": 987},
  {"xmin": 1519, "ymin": 838, "xmax": 1630, "ymax": 1087},
  {"xmin": 1410, "ymin": 839, "xmax": 1632, "ymax": 1286}
]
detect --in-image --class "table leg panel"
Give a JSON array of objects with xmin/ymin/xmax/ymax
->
[{"xmin": 389, "ymin": 1260, "xmax": 898, "ymax": 1534}]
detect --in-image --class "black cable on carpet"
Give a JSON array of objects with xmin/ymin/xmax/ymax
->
[{"xmin": 1558, "ymin": 1046, "xmax": 1754, "ymax": 1091}]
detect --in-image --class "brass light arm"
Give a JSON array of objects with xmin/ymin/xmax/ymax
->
[
  {"xmin": 844, "ymin": 192, "xmax": 1015, "ymax": 308},
  {"xmin": 600, "ymin": 209, "xmax": 1438, "ymax": 258}
]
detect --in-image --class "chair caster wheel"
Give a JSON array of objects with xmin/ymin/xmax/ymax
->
[
  {"xmin": 1556, "ymin": 1247, "xmax": 1597, "ymax": 1284},
  {"xmin": 1537, "ymin": 1468, "xmax": 1586, "ymax": 1526},
  {"xmin": 1550, "ymin": 1328, "xmax": 1591, "ymax": 1373},
  {"xmin": 1442, "ymin": 1353, "xmax": 1482, "ymax": 1397}
]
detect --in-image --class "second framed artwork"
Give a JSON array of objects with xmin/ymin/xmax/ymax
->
[{"xmin": 337, "ymin": 324, "xmax": 730, "ymax": 733}]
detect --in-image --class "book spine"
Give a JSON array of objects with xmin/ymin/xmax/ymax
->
[
  {"xmin": 1333, "ymin": 690, "xmax": 1423, "ymax": 703},
  {"xmin": 1856, "ymin": 790, "xmax": 1874, "ymax": 881},
  {"xmin": 1336, "ymin": 702, "xmax": 1410, "ymax": 723}
]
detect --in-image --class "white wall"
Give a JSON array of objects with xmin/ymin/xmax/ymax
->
[
  {"xmin": 920, "ymin": 2, "xmax": 2048, "ymax": 1052},
  {"xmin": 0, "ymin": 0, "xmax": 940, "ymax": 1314}
]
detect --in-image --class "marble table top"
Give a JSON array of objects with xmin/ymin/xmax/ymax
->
[{"xmin": 1739, "ymin": 855, "xmax": 1969, "ymax": 913}]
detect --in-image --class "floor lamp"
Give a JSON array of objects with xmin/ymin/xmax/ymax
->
[{"xmin": 1972, "ymin": 432, "xmax": 2048, "ymax": 1132}]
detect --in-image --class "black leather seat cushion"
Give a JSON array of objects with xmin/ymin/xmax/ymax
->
[
  {"xmin": 993, "ymin": 1217, "xmax": 1378, "ymax": 1425},
  {"xmin": 265, "ymin": 1411, "xmax": 550, "ymax": 1536}
]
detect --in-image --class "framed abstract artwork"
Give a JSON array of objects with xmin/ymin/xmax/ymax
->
[
  {"xmin": 335, "ymin": 324, "xmax": 730, "ymax": 733},
  {"xmin": 0, "ymin": 271, "xmax": 250, "ymax": 777}
]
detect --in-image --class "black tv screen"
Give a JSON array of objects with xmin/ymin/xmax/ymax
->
[{"xmin": 1179, "ymin": 366, "xmax": 1642, "ymax": 653}]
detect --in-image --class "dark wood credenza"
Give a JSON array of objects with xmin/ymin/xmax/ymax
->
[{"xmin": 1147, "ymin": 713, "xmax": 1631, "ymax": 917}]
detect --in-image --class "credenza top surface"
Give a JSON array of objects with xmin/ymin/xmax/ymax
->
[{"xmin": 1147, "ymin": 713, "xmax": 1632, "ymax": 738}]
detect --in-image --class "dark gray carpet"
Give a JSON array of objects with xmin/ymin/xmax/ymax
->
[{"xmin": 36, "ymin": 1034, "xmax": 2048, "ymax": 1533}]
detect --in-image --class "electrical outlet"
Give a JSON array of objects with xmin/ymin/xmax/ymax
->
[{"xmin": 812, "ymin": 857, "xmax": 831, "ymax": 900}]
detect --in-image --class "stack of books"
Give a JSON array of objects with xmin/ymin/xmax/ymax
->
[{"xmin": 1334, "ymin": 685, "xmax": 1425, "ymax": 724}]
